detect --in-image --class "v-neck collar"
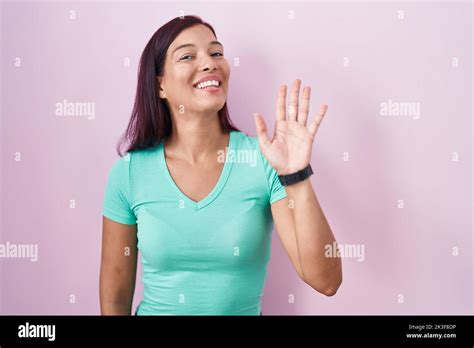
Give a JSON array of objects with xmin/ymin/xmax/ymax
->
[{"xmin": 158, "ymin": 131, "xmax": 236, "ymax": 211}]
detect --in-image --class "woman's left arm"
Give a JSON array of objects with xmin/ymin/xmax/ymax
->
[{"xmin": 254, "ymin": 79, "xmax": 342, "ymax": 296}]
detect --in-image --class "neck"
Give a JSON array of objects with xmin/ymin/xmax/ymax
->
[{"xmin": 164, "ymin": 110, "xmax": 230, "ymax": 164}]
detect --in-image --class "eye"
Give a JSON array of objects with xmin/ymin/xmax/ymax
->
[{"xmin": 179, "ymin": 52, "xmax": 223, "ymax": 61}]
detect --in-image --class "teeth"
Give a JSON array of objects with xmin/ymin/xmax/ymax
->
[{"xmin": 195, "ymin": 80, "xmax": 220, "ymax": 89}]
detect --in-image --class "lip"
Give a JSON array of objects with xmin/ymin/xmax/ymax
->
[
  {"xmin": 193, "ymin": 75, "xmax": 222, "ymax": 88},
  {"xmin": 194, "ymin": 85, "xmax": 221, "ymax": 93}
]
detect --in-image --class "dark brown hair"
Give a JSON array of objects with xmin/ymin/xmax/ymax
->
[{"xmin": 117, "ymin": 15, "xmax": 240, "ymax": 156}]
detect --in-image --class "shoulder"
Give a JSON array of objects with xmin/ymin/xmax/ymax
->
[
  {"xmin": 121, "ymin": 145, "xmax": 160, "ymax": 168},
  {"xmin": 106, "ymin": 145, "xmax": 159, "ymax": 181},
  {"xmin": 233, "ymin": 130, "xmax": 256, "ymax": 144},
  {"xmin": 107, "ymin": 153, "xmax": 131, "ymax": 177},
  {"xmin": 233, "ymin": 130, "xmax": 270, "ymax": 164},
  {"xmin": 232, "ymin": 130, "xmax": 260, "ymax": 151},
  {"xmin": 231, "ymin": 130, "xmax": 275, "ymax": 182}
]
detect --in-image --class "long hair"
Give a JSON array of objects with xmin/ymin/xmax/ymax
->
[{"xmin": 117, "ymin": 15, "xmax": 240, "ymax": 156}]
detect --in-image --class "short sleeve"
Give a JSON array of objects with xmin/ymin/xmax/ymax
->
[
  {"xmin": 256, "ymin": 140, "xmax": 288, "ymax": 205},
  {"xmin": 102, "ymin": 154, "xmax": 137, "ymax": 225}
]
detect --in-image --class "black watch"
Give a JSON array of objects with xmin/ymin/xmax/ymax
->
[{"xmin": 278, "ymin": 164, "xmax": 313, "ymax": 186}]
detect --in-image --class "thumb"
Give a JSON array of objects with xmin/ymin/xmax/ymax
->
[{"xmin": 253, "ymin": 112, "xmax": 270, "ymax": 147}]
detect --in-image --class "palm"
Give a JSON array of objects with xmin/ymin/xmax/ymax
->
[{"xmin": 254, "ymin": 79, "xmax": 328, "ymax": 175}]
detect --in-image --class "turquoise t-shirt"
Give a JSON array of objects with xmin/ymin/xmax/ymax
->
[{"xmin": 102, "ymin": 130, "xmax": 287, "ymax": 315}]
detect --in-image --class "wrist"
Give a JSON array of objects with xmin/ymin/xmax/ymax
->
[
  {"xmin": 277, "ymin": 165, "xmax": 308, "ymax": 176},
  {"xmin": 277, "ymin": 164, "xmax": 313, "ymax": 186}
]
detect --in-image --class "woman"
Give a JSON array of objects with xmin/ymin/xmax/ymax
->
[{"xmin": 99, "ymin": 15, "xmax": 342, "ymax": 316}]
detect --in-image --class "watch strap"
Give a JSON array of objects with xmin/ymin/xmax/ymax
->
[{"xmin": 278, "ymin": 164, "xmax": 313, "ymax": 186}]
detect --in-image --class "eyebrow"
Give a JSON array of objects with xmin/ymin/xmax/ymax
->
[{"xmin": 172, "ymin": 41, "xmax": 223, "ymax": 56}]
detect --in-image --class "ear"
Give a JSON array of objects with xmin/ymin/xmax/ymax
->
[{"xmin": 157, "ymin": 76, "xmax": 166, "ymax": 99}]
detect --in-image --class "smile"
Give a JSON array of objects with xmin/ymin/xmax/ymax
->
[
  {"xmin": 193, "ymin": 80, "xmax": 221, "ymax": 90},
  {"xmin": 194, "ymin": 86, "xmax": 221, "ymax": 93}
]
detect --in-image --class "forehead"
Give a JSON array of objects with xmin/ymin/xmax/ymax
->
[{"xmin": 169, "ymin": 25, "xmax": 217, "ymax": 53}]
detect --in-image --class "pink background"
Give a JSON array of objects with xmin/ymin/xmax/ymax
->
[{"xmin": 0, "ymin": 1, "xmax": 472, "ymax": 314}]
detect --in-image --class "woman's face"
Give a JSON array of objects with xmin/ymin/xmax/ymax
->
[{"xmin": 158, "ymin": 24, "xmax": 230, "ymax": 115}]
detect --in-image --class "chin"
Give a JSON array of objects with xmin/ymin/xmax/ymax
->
[{"xmin": 195, "ymin": 99, "xmax": 226, "ymax": 112}]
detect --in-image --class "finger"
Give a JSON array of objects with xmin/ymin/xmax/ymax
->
[
  {"xmin": 253, "ymin": 112, "xmax": 270, "ymax": 146},
  {"xmin": 276, "ymin": 85, "xmax": 287, "ymax": 122},
  {"xmin": 298, "ymin": 86, "xmax": 311, "ymax": 126},
  {"xmin": 308, "ymin": 104, "xmax": 328, "ymax": 137},
  {"xmin": 288, "ymin": 79, "xmax": 301, "ymax": 121}
]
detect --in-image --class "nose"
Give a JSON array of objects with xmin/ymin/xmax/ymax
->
[
  {"xmin": 201, "ymin": 55, "xmax": 218, "ymax": 72},
  {"xmin": 204, "ymin": 65, "xmax": 216, "ymax": 72}
]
